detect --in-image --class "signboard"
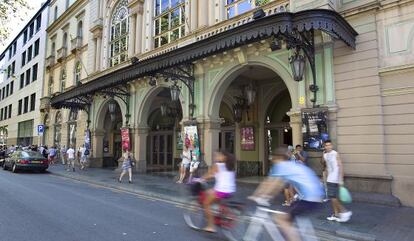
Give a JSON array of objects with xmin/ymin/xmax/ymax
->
[
  {"xmin": 37, "ymin": 125, "xmax": 44, "ymax": 136},
  {"xmin": 183, "ymin": 125, "xmax": 200, "ymax": 162},
  {"xmin": 121, "ymin": 128, "xmax": 130, "ymax": 151},
  {"xmin": 301, "ymin": 108, "xmax": 329, "ymax": 150},
  {"xmin": 84, "ymin": 129, "xmax": 91, "ymax": 150},
  {"xmin": 241, "ymin": 126, "xmax": 255, "ymax": 151}
]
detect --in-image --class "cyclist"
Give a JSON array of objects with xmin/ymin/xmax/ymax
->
[
  {"xmin": 249, "ymin": 146, "xmax": 324, "ymax": 241},
  {"xmin": 200, "ymin": 150, "xmax": 236, "ymax": 233}
]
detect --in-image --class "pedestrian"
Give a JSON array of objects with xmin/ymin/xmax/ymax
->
[
  {"xmin": 66, "ymin": 145, "xmax": 76, "ymax": 172},
  {"xmin": 322, "ymin": 140, "xmax": 352, "ymax": 222},
  {"xmin": 283, "ymin": 145, "xmax": 297, "ymax": 206},
  {"xmin": 60, "ymin": 145, "xmax": 67, "ymax": 165},
  {"xmin": 177, "ymin": 146, "xmax": 191, "ymax": 183},
  {"xmin": 78, "ymin": 144, "xmax": 88, "ymax": 170},
  {"xmin": 48, "ymin": 146, "xmax": 57, "ymax": 165},
  {"xmin": 42, "ymin": 146, "xmax": 49, "ymax": 159},
  {"xmin": 118, "ymin": 151, "xmax": 134, "ymax": 183},
  {"xmin": 294, "ymin": 144, "xmax": 309, "ymax": 165},
  {"xmin": 188, "ymin": 157, "xmax": 200, "ymax": 184}
]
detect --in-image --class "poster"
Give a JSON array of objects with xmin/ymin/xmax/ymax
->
[
  {"xmin": 241, "ymin": 126, "xmax": 255, "ymax": 151},
  {"xmin": 183, "ymin": 125, "xmax": 200, "ymax": 162},
  {"xmin": 84, "ymin": 129, "xmax": 91, "ymax": 150},
  {"xmin": 121, "ymin": 128, "xmax": 130, "ymax": 151},
  {"xmin": 301, "ymin": 108, "xmax": 329, "ymax": 150},
  {"xmin": 176, "ymin": 131, "xmax": 183, "ymax": 150}
]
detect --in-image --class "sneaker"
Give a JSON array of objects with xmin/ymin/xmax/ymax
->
[
  {"xmin": 327, "ymin": 215, "xmax": 340, "ymax": 222},
  {"xmin": 338, "ymin": 211, "xmax": 352, "ymax": 223}
]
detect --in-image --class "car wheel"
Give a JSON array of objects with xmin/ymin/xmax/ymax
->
[{"xmin": 11, "ymin": 164, "xmax": 18, "ymax": 173}]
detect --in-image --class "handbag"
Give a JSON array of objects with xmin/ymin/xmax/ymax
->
[{"xmin": 339, "ymin": 186, "xmax": 352, "ymax": 204}]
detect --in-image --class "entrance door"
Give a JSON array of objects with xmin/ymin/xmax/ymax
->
[
  {"xmin": 265, "ymin": 127, "xmax": 292, "ymax": 173},
  {"xmin": 219, "ymin": 129, "xmax": 235, "ymax": 154},
  {"xmin": 149, "ymin": 132, "xmax": 174, "ymax": 170}
]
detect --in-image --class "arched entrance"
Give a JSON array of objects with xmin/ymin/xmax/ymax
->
[
  {"xmin": 101, "ymin": 101, "xmax": 123, "ymax": 168},
  {"xmin": 209, "ymin": 64, "xmax": 294, "ymax": 176}
]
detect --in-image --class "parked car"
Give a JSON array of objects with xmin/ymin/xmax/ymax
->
[
  {"xmin": 3, "ymin": 151, "xmax": 49, "ymax": 173},
  {"xmin": 0, "ymin": 148, "xmax": 6, "ymax": 167}
]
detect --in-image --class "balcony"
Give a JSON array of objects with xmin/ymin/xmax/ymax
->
[
  {"xmin": 56, "ymin": 47, "xmax": 67, "ymax": 62},
  {"xmin": 71, "ymin": 37, "xmax": 83, "ymax": 53},
  {"xmin": 45, "ymin": 55, "xmax": 55, "ymax": 69},
  {"xmin": 39, "ymin": 97, "xmax": 50, "ymax": 112}
]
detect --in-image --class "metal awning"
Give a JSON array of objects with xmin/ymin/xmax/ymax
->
[{"xmin": 51, "ymin": 9, "xmax": 357, "ymax": 109}]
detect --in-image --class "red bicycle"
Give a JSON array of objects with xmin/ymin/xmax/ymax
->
[{"xmin": 183, "ymin": 179, "xmax": 245, "ymax": 241}]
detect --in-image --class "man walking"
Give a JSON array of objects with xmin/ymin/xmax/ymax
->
[
  {"xmin": 60, "ymin": 145, "xmax": 67, "ymax": 165},
  {"xmin": 66, "ymin": 145, "xmax": 76, "ymax": 172},
  {"xmin": 322, "ymin": 140, "xmax": 352, "ymax": 222},
  {"xmin": 79, "ymin": 144, "xmax": 88, "ymax": 170}
]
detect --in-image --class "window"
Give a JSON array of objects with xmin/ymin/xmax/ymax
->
[
  {"xmin": 29, "ymin": 22, "xmax": 34, "ymax": 38},
  {"xmin": 36, "ymin": 14, "xmax": 42, "ymax": 31},
  {"xmin": 51, "ymin": 42, "xmax": 56, "ymax": 56},
  {"xmin": 1, "ymin": 87, "xmax": 4, "ymax": 99},
  {"xmin": 225, "ymin": 0, "xmax": 254, "ymax": 19},
  {"xmin": 17, "ymin": 120, "xmax": 34, "ymax": 146},
  {"xmin": 8, "ymin": 104, "xmax": 12, "ymax": 119},
  {"xmin": 6, "ymin": 84, "xmax": 9, "ymax": 97},
  {"xmin": 34, "ymin": 39, "xmax": 40, "ymax": 57},
  {"xmin": 8, "ymin": 48, "xmax": 12, "ymax": 59},
  {"xmin": 60, "ymin": 67, "xmax": 66, "ymax": 92},
  {"xmin": 4, "ymin": 106, "xmax": 7, "ymax": 120},
  {"xmin": 77, "ymin": 21, "xmax": 83, "ymax": 39},
  {"xmin": 66, "ymin": 0, "xmax": 70, "ymax": 9},
  {"xmin": 0, "ymin": 109, "xmax": 3, "ymax": 121},
  {"xmin": 30, "ymin": 93, "xmax": 36, "ymax": 111},
  {"xmin": 13, "ymin": 42, "xmax": 17, "ymax": 56},
  {"xmin": 23, "ymin": 30, "xmax": 28, "ymax": 43},
  {"xmin": 74, "ymin": 61, "xmax": 81, "ymax": 84},
  {"xmin": 32, "ymin": 64, "xmax": 38, "ymax": 82},
  {"xmin": 109, "ymin": 0, "xmax": 129, "ymax": 67},
  {"xmin": 18, "ymin": 99, "xmax": 22, "ymax": 115},
  {"xmin": 23, "ymin": 96, "xmax": 29, "ymax": 113},
  {"xmin": 11, "ymin": 61, "xmax": 15, "ymax": 75},
  {"xmin": 54, "ymin": 6, "xmax": 58, "ymax": 21},
  {"xmin": 48, "ymin": 77, "xmax": 54, "ymax": 95},
  {"xmin": 27, "ymin": 46, "xmax": 33, "ymax": 62},
  {"xmin": 20, "ymin": 73, "xmax": 24, "ymax": 89},
  {"xmin": 21, "ymin": 51, "xmax": 26, "ymax": 67},
  {"xmin": 7, "ymin": 65, "xmax": 10, "ymax": 78},
  {"xmin": 26, "ymin": 69, "xmax": 31, "ymax": 86},
  {"xmin": 153, "ymin": 0, "xmax": 185, "ymax": 49},
  {"xmin": 10, "ymin": 81, "xmax": 14, "ymax": 95},
  {"xmin": 62, "ymin": 32, "xmax": 68, "ymax": 48}
]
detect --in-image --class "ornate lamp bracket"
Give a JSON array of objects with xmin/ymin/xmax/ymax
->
[{"xmin": 97, "ymin": 84, "xmax": 131, "ymax": 126}]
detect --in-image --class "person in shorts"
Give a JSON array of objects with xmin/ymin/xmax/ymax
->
[
  {"xmin": 79, "ymin": 144, "xmax": 88, "ymax": 170},
  {"xmin": 249, "ymin": 146, "xmax": 324, "ymax": 241},
  {"xmin": 177, "ymin": 147, "xmax": 191, "ymax": 183},
  {"xmin": 66, "ymin": 145, "xmax": 76, "ymax": 172}
]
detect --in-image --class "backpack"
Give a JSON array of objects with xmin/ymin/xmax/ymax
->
[{"xmin": 84, "ymin": 149, "xmax": 90, "ymax": 156}]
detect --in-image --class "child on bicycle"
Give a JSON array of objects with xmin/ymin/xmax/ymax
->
[
  {"xmin": 249, "ymin": 146, "xmax": 324, "ymax": 241},
  {"xmin": 201, "ymin": 150, "xmax": 236, "ymax": 233}
]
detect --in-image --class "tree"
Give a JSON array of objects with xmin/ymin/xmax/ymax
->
[{"xmin": 0, "ymin": 0, "xmax": 32, "ymax": 46}]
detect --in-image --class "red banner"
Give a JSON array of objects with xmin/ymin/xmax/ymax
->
[{"xmin": 121, "ymin": 128, "xmax": 130, "ymax": 151}]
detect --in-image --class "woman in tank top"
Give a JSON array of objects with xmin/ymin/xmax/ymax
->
[{"xmin": 201, "ymin": 151, "xmax": 236, "ymax": 233}]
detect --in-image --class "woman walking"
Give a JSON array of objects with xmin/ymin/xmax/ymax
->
[{"xmin": 118, "ymin": 151, "xmax": 134, "ymax": 183}]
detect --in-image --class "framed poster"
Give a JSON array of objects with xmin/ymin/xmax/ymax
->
[
  {"xmin": 176, "ymin": 131, "xmax": 183, "ymax": 150},
  {"xmin": 183, "ymin": 125, "xmax": 200, "ymax": 162},
  {"xmin": 241, "ymin": 126, "xmax": 255, "ymax": 151},
  {"xmin": 121, "ymin": 128, "xmax": 130, "ymax": 151},
  {"xmin": 301, "ymin": 108, "xmax": 329, "ymax": 151}
]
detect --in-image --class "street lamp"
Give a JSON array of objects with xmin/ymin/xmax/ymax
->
[
  {"xmin": 170, "ymin": 81, "xmax": 181, "ymax": 102},
  {"xmin": 245, "ymin": 84, "xmax": 256, "ymax": 106},
  {"xmin": 160, "ymin": 103, "xmax": 168, "ymax": 117},
  {"xmin": 108, "ymin": 100, "xmax": 116, "ymax": 121},
  {"xmin": 289, "ymin": 51, "xmax": 306, "ymax": 82},
  {"xmin": 232, "ymin": 102, "xmax": 243, "ymax": 123}
]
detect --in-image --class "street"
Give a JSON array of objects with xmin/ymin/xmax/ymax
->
[{"xmin": 0, "ymin": 170, "xmax": 226, "ymax": 241}]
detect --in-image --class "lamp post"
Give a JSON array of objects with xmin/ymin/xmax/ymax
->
[
  {"xmin": 108, "ymin": 100, "xmax": 116, "ymax": 122},
  {"xmin": 160, "ymin": 103, "xmax": 168, "ymax": 117},
  {"xmin": 289, "ymin": 51, "xmax": 306, "ymax": 82}
]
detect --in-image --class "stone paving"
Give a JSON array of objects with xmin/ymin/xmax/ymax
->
[{"xmin": 48, "ymin": 164, "xmax": 414, "ymax": 241}]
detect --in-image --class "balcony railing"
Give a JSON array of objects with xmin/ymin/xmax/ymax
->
[
  {"xmin": 71, "ymin": 37, "xmax": 83, "ymax": 53},
  {"xmin": 45, "ymin": 55, "xmax": 55, "ymax": 69},
  {"xmin": 56, "ymin": 47, "xmax": 67, "ymax": 62}
]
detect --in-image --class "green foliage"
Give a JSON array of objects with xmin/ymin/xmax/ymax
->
[
  {"xmin": 0, "ymin": 0, "xmax": 32, "ymax": 46},
  {"xmin": 256, "ymin": 0, "xmax": 271, "ymax": 6}
]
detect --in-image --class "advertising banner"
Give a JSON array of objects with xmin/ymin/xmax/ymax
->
[
  {"xmin": 301, "ymin": 108, "xmax": 329, "ymax": 150},
  {"xmin": 183, "ymin": 125, "xmax": 200, "ymax": 162},
  {"xmin": 121, "ymin": 128, "xmax": 130, "ymax": 151},
  {"xmin": 84, "ymin": 129, "xmax": 91, "ymax": 150},
  {"xmin": 241, "ymin": 126, "xmax": 255, "ymax": 151}
]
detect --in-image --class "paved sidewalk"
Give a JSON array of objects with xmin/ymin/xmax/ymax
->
[{"xmin": 48, "ymin": 165, "xmax": 414, "ymax": 241}]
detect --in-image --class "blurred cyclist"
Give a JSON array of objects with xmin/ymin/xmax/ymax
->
[
  {"xmin": 200, "ymin": 150, "xmax": 236, "ymax": 233},
  {"xmin": 249, "ymin": 146, "xmax": 324, "ymax": 241}
]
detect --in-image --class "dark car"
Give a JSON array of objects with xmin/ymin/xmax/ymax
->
[{"xmin": 3, "ymin": 151, "xmax": 49, "ymax": 173}]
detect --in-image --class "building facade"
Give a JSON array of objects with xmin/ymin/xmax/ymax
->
[
  {"xmin": 43, "ymin": 0, "xmax": 414, "ymax": 207},
  {"xmin": 0, "ymin": 1, "xmax": 50, "ymax": 146}
]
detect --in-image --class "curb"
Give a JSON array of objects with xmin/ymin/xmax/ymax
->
[{"xmin": 49, "ymin": 171, "xmax": 376, "ymax": 241}]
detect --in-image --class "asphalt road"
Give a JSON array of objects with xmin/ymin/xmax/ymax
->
[{"xmin": 0, "ymin": 170, "xmax": 227, "ymax": 241}]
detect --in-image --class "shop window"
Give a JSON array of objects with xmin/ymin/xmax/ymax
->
[
  {"xmin": 109, "ymin": 0, "xmax": 129, "ymax": 67},
  {"xmin": 225, "ymin": 0, "xmax": 254, "ymax": 19},
  {"xmin": 153, "ymin": 0, "xmax": 185, "ymax": 49}
]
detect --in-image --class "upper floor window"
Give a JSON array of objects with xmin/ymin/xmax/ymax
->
[
  {"xmin": 74, "ymin": 61, "xmax": 82, "ymax": 85},
  {"xmin": 153, "ymin": 0, "xmax": 185, "ymax": 49},
  {"xmin": 48, "ymin": 77, "xmax": 54, "ymax": 96},
  {"xmin": 77, "ymin": 21, "xmax": 83, "ymax": 38},
  {"xmin": 36, "ymin": 14, "xmax": 42, "ymax": 32},
  {"xmin": 109, "ymin": 0, "xmax": 129, "ymax": 67},
  {"xmin": 62, "ymin": 32, "xmax": 68, "ymax": 48},
  {"xmin": 29, "ymin": 22, "xmax": 35, "ymax": 38},
  {"xmin": 60, "ymin": 67, "xmax": 66, "ymax": 92},
  {"xmin": 54, "ymin": 6, "xmax": 58, "ymax": 21},
  {"xmin": 226, "ymin": 0, "xmax": 254, "ymax": 19}
]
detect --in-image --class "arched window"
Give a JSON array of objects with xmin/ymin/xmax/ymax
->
[
  {"xmin": 153, "ymin": 0, "xmax": 185, "ymax": 48},
  {"xmin": 109, "ymin": 0, "xmax": 129, "ymax": 67},
  {"xmin": 62, "ymin": 32, "xmax": 68, "ymax": 48},
  {"xmin": 77, "ymin": 21, "xmax": 83, "ymax": 38},
  {"xmin": 74, "ymin": 61, "xmax": 82, "ymax": 85},
  {"xmin": 60, "ymin": 67, "xmax": 66, "ymax": 92}
]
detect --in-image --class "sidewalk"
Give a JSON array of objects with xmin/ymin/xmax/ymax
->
[{"xmin": 48, "ymin": 165, "xmax": 414, "ymax": 241}]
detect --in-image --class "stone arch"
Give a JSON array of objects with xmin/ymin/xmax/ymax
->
[
  {"xmin": 259, "ymin": 81, "xmax": 290, "ymax": 124},
  {"xmin": 207, "ymin": 55, "xmax": 298, "ymax": 120},
  {"xmin": 94, "ymin": 97, "xmax": 127, "ymax": 130}
]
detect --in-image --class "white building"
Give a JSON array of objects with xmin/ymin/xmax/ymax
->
[{"xmin": 0, "ymin": 1, "xmax": 50, "ymax": 146}]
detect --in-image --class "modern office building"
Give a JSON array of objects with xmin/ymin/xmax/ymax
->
[
  {"xmin": 42, "ymin": 0, "xmax": 414, "ymax": 206},
  {"xmin": 0, "ymin": 1, "xmax": 50, "ymax": 146}
]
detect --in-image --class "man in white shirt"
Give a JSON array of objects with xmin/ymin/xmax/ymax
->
[
  {"xmin": 66, "ymin": 145, "xmax": 76, "ymax": 172},
  {"xmin": 79, "ymin": 144, "xmax": 88, "ymax": 170}
]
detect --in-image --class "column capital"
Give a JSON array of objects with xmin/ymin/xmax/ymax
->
[
  {"xmin": 128, "ymin": 0, "xmax": 144, "ymax": 15},
  {"xmin": 92, "ymin": 128, "xmax": 105, "ymax": 136},
  {"xmin": 287, "ymin": 110, "xmax": 301, "ymax": 124}
]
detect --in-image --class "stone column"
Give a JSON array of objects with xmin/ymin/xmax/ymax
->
[
  {"xmin": 287, "ymin": 110, "xmax": 302, "ymax": 147},
  {"xmin": 91, "ymin": 129, "xmax": 105, "ymax": 167},
  {"xmin": 198, "ymin": 0, "xmax": 209, "ymax": 28},
  {"xmin": 133, "ymin": 126, "xmax": 150, "ymax": 173},
  {"xmin": 96, "ymin": 36, "xmax": 102, "ymax": 71},
  {"xmin": 128, "ymin": 13, "xmax": 137, "ymax": 57},
  {"xmin": 135, "ymin": 6, "xmax": 143, "ymax": 55},
  {"xmin": 190, "ymin": 0, "xmax": 198, "ymax": 31},
  {"xmin": 201, "ymin": 119, "xmax": 221, "ymax": 167}
]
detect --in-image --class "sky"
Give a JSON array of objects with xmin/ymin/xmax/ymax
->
[{"xmin": 0, "ymin": 1, "xmax": 44, "ymax": 53}]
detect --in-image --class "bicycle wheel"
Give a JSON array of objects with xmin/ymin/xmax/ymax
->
[
  {"xmin": 183, "ymin": 200, "xmax": 206, "ymax": 230},
  {"xmin": 221, "ymin": 205, "xmax": 248, "ymax": 241}
]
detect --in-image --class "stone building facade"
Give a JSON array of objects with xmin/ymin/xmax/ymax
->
[{"xmin": 42, "ymin": 0, "xmax": 414, "ymax": 207}]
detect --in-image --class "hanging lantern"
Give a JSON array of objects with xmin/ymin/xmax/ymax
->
[
  {"xmin": 170, "ymin": 83, "xmax": 181, "ymax": 102},
  {"xmin": 289, "ymin": 52, "xmax": 306, "ymax": 81},
  {"xmin": 232, "ymin": 103, "xmax": 243, "ymax": 123},
  {"xmin": 160, "ymin": 103, "xmax": 168, "ymax": 117},
  {"xmin": 245, "ymin": 84, "xmax": 256, "ymax": 106},
  {"xmin": 108, "ymin": 101, "xmax": 116, "ymax": 121}
]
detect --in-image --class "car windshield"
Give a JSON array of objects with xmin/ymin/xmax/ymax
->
[{"xmin": 21, "ymin": 151, "xmax": 45, "ymax": 159}]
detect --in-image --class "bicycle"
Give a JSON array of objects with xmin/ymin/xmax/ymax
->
[{"xmin": 183, "ymin": 179, "xmax": 245, "ymax": 241}]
